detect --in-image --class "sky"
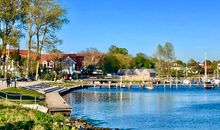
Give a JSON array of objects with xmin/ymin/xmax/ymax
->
[{"xmin": 57, "ymin": 0, "xmax": 220, "ymax": 62}]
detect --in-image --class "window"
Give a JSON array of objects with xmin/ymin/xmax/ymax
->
[
  {"xmin": 49, "ymin": 61, "xmax": 54, "ymax": 68},
  {"xmin": 43, "ymin": 61, "xmax": 48, "ymax": 68}
]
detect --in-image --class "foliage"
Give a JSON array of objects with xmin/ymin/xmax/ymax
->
[
  {"xmin": 48, "ymin": 48, "xmax": 64, "ymax": 54},
  {"xmin": 109, "ymin": 45, "xmax": 128, "ymax": 55},
  {"xmin": 102, "ymin": 54, "xmax": 120, "ymax": 73},
  {"xmin": 154, "ymin": 42, "xmax": 175, "ymax": 62},
  {"xmin": 131, "ymin": 53, "xmax": 155, "ymax": 69},
  {"xmin": 79, "ymin": 48, "xmax": 104, "ymax": 67},
  {"xmin": 42, "ymin": 73, "xmax": 55, "ymax": 81},
  {"xmin": 0, "ymin": 100, "xmax": 70, "ymax": 130},
  {"xmin": 154, "ymin": 42, "xmax": 176, "ymax": 76},
  {"xmin": 187, "ymin": 59, "xmax": 198, "ymax": 67}
]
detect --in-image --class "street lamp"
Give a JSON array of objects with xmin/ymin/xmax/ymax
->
[{"xmin": 40, "ymin": 69, "xmax": 43, "ymax": 80}]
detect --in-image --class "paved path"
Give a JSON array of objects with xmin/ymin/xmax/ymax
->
[{"xmin": 0, "ymin": 80, "xmax": 51, "ymax": 90}]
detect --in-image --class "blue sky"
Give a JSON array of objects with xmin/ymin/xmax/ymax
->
[{"xmin": 57, "ymin": 0, "xmax": 220, "ymax": 61}]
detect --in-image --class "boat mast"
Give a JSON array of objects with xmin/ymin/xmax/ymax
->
[{"xmin": 204, "ymin": 52, "xmax": 207, "ymax": 80}]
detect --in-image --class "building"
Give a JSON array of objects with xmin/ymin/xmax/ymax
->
[
  {"xmin": 4, "ymin": 49, "xmax": 83, "ymax": 75},
  {"xmin": 117, "ymin": 69, "xmax": 156, "ymax": 81},
  {"xmin": 40, "ymin": 53, "xmax": 83, "ymax": 74}
]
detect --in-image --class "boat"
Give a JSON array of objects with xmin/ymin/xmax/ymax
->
[
  {"xmin": 204, "ymin": 81, "xmax": 215, "ymax": 89},
  {"xmin": 183, "ymin": 79, "xmax": 190, "ymax": 85},
  {"xmin": 212, "ymin": 79, "xmax": 220, "ymax": 85},
  {"xmin": 146, "ymin": 82, "xmax": 154, "ymax": 90},
  {"xmin": 203, "ymin": 52, "xmax": 214, "ymax": 89}
]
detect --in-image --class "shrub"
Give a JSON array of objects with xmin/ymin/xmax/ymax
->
[{"xmin": 43, "ymin": 73, "xmax": 55, "ymax": 81}]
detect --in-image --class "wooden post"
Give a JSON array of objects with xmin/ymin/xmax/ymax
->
[
  {"xmin": 176, "ymin": 81, "xmax": 178, "ymax": 89},
  {"xmin": 164, "ymin": 80, "xmax": 166, "ymax": 90},
  {"xmin": 35, "ymin": 96, "xmax": 37, "ymax": 104},
  {"xmin": 190, "ymin": 81, "xmax": 192, "ymax": 88}
]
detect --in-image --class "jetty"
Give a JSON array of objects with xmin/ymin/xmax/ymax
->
[{"xmin": 46, "ymin": 92, "xmax": 72, "ymax": 116}]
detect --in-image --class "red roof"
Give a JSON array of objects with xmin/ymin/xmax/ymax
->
[{"xmin": 7, "ymin": 49, "xmax": 84, "ymax": 70}]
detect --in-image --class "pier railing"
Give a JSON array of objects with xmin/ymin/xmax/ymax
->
[{"xmin": 0, "ymin": 91, "xmax": 44, "ymax": 104}]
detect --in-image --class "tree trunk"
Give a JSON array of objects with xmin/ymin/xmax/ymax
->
[{"xmin": 26, "ymin": 26, "xmax": 32, "ymax": 78}]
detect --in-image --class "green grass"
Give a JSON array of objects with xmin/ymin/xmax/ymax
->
[
  {"xmin": 1, "ymin": 87, "xmax": 45, "ymax": 99},
  {"xmin": 47, "ymin": 81, "xmax": 84, "ymax": 87},
  {"xmin": 0, "ymin": 88, "xmax": 46, "ymax": 105},
  {"xmin": 0, "ymin": 100, "xmax": 71, "ymax": 130}
]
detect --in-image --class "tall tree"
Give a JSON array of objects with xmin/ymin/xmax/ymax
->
[
  {"xmin": 154, "ymin": 42, "xmax": 176, "ymax": 77},
  {"xmin": 29, "ymin": 0, "xmax": 67, "ymax": 80},
  {"xmin": 102, "ymin": 54, "xmax": 120, "ymax": 74},
  {"xmin": 0, "ymin": 0, "xmax": 24, "ymax": 78}
]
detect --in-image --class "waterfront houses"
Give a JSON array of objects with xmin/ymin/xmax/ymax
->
[{"xmin": 3, "ymin": 49, "xmax": 83, "ymax": 75}]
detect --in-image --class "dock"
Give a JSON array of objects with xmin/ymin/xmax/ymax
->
[{"xmin": 46, "ymin": 92, "xmax": 72, "ymax": 116}]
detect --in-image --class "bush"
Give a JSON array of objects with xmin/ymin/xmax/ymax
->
[
  {"xmin": 53, "ymin": 113, "xmax": 65, "ymax": 123},
  {"xmin": 43, "ymin": 73, "xmax": 55, "ymax": 81}
]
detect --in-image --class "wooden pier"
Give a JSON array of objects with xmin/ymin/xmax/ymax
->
[{"xmin": 46, "ymin": 92, "xmax": 72, "ymax": 116}]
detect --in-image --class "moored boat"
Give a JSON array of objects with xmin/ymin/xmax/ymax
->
[
  {"xmin": 146, "ymin": 82, "xmax": 154, "ymax": 90},
  {"xmin": 204, "ymin": 81, "xmax": 215, "ymax": 89}
]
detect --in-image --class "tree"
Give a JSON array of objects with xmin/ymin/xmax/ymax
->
[
  {"xmin": 106, "ymin": 45, "xmax": 132, "ymax": 69},
  {"xmin": 187, "ymin": 59, "xmax": 198, "ymax": 67},
  {"xmin": 30, "ymin": 0, "xmax": 67, "ymax": 80},
  {"xmin": 79, "ymin": 48, "xmax": 104, "ymax": 67},
  {"xmin": 102, "ymin": 54, "xmax": 120, "ymax": 74},
  {"xmin": 0, "ymin": 0, "xmax": 25, "ymax": 78},
  {"xmin": 109, "ymin": 45, "xmax": 128, "ymax": 55},
  {"xmin": 48, "ymin": 48, "xmax": 63, "ymax": 54},
  {"xmin": 154, "ymin": 42, "xmax": 176, "ymax": 77},
  {"xmin": 131, "ymin": 53, "xmax": 155, "ymax": 69}
]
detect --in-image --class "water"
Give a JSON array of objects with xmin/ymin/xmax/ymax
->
[{"xmin": 63, "ymin": 85, "xmax": 220, "ymax": 129}]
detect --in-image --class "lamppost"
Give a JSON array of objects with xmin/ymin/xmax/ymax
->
[{"xmin": 40, "ymin": 69, "xmax": 43, "ymax": 80}]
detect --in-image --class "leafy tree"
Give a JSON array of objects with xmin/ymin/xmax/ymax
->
[
  {"xmin": 154, "ymin": 42, "xmax": 176, "ymax": 77},
  {"xmin": 131, "ymin": 53, "xmax": 155, "ymax": 69},
  {"xmin": 109, "ymin": 45, "xmax": 128, "ymax": 55},
  {"xmin": 48, "ymin": 48, "xmax": 63, "ymax": 54},
  {"xmin": 31, "ymin": 0, "xmax": 68, "ymax": 80},
  {"xmin": 79, "ymin": 48, "xmax": 104, "ymax": 67},
  {"xmin": 0, "ymin": 0, "xmax": 25, "ymax": 78},
  {"xmin": 102, "ymin": 54, "xmax": 120, "ymax": 74},
  {"xmin": 187, "ymin": 59, "xmax": 198, "ymax": 67},
  {"xmin": 112, "ymin": 53, "xmax": 132, "ymax": 69}
]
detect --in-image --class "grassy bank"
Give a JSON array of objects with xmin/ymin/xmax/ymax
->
[
  {"xmin": 0, "ymin": 88, "xmax": 45, "ymax": 105},
  {"xmin": 0, "ymin": 100, "xmax": 70, "ymax": 130},
  {"xmin": 1, "ymin": 88, "xmax": 45, "ymax": 98}
]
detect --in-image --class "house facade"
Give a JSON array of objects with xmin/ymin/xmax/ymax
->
[
  {"xmin": 4, "ymin": 49, "xmax": 83, "ymax": 75},
  {"xmin": 117, "ymin": 69, "xmax": 156, "ymax": 81},
  {"xmin": 40, "ymin": 54, "xmax": 83, "ymax": 74}
]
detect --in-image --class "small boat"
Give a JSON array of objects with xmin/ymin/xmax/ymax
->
[
  {"xmin": 146, "ymin": 83, "xmax": 154, "ymax": 90},
  {"xmin": 183, "ymin": 79, "xmax": 190, "ymax": 85},
  {"xmin": 204, "ymin": 81, "xmax": 215, "ymax": 89},
  {"xmin": 203, "ymin": 53, "xmax": 214, "ymax": 90},
  {"xmin": 212, "ymin": 79, "xmax": 220, "ymax": 85}
]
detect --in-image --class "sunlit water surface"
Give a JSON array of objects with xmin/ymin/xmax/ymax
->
[{"xmin": 63, "ymin": 85, "xmax": 220, "ymax": 129}]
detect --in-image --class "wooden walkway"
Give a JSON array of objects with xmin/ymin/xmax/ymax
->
[{"xmin": 46, "ymin": 92, "xmax": 71, "ymax": 116}]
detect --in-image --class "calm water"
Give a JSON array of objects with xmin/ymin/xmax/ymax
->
[{"xmin": 63, "ymin": 85, "xmax": 220, "ymax": 129}]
